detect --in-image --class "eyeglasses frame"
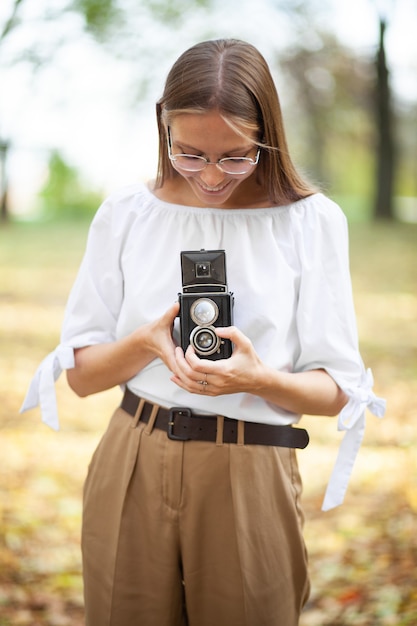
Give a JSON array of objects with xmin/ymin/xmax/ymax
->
[{"xmin": 166, "ymin": 127, "xmax": 261, "ymax": 175}]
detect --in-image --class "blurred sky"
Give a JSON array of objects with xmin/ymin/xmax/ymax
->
[{"xmin": 1, "ymin": 0, "xmax": 416, "ymax": 215}]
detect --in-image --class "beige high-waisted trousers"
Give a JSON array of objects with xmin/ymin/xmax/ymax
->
[{"xmin": 82, "ymin": 405, "xmax": 310, "ymax": 626}]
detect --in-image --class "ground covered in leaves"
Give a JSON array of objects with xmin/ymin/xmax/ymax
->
[{"xmin": 1, "ymin": 219, "xmax": 416, "ymax": 625}]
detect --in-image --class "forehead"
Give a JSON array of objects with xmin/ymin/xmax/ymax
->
[{"xmin": 169, "ymin": 112, "xmax": 257, "ymax": 151}]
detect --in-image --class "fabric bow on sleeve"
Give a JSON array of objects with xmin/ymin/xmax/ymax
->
[
  {"xmin": 322, "ymin": 368, "xmax": 386, "ymax": 511},
  {"xmin": 20, "ymin": 345, "xmax": 75, "ymax": 431}
]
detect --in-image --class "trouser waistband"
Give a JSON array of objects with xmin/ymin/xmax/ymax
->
[{"xmin": 120, "ymin": 388, "xmax": 309, "ymax": 449}]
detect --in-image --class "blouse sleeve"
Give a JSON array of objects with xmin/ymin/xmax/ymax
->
[
  {"xmin": 293, "ymin": 197, "xmax": 386, "ymax": 510},
  {"xmin": 20, "ymin": 197, "xmax": 125, "ymax": 430}
]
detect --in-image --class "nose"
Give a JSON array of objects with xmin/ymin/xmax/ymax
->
[{"xmin": 198, "ymin": 163, "xmax": 226, "ymax": 188}]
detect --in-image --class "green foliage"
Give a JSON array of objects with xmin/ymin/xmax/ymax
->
[
  {"xmin": 38, "ymin": 151, "xmax": 103, "ymax": 220},
  {"xmin": 146, "ymin": 0, "xmax": 212, "ymax": 23},
  {"xmin": 69, "ymin": 0, "xmax": 123, "ymax": 40},
  {"xmin": 0, "ymin": 0, "xmax": 24, "ymax": 42}
]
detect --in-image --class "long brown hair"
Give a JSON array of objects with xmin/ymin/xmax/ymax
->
[{"xmin": 155, "ymin": 39, "xmax": 316, "ymax": 205}]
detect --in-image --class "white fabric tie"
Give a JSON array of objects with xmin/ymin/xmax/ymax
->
[
  {"xmin": 322, "ymin": 368, "xmax": 386, "ymax": 511},
  {"xmin": 20, "ymin": 346, "xmax": 75, "ymax": 431}
]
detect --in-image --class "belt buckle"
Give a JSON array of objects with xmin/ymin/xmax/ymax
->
[{"xmin": 168, "ymin": 407, "xmax": 192, "ymax": 441}]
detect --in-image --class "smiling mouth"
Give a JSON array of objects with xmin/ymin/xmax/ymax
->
[{"xmin": 197, "ymin": 181, "xmax": 231, "ymax": 193}]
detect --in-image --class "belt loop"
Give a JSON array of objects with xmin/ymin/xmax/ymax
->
[
  {"xmin": 132, "ymin": 397, "xmax": 145, "ymax": 428},
  {"xmin": 145, "ymin": 404, "xmax": 160, "ymax": 435},
  {"xmin": 237, "ymin": 420, "xmax": 245, "ymax": 446},
  {"xmin": 216, "ymin": 415, "xmax": 224, "ymax": 446}
]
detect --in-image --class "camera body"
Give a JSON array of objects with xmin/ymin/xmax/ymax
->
[{"xmin": 178, "ymin": 249, "xmax": 233, "ymax": 360}]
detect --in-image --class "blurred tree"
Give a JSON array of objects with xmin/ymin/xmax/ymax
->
[
  {"xmin": 277, "ymin": 0, "xmax": 401, "ymax": 221},
  {"xmin": 39, "ymin": 150, "xmax": 104, "ymax": 219},
  {"xmin": 0, "ymin": 0, "xmax": 411, "ymax": 222},
  {"xmin": 275, "ymin": 0, "xmax": 397, "ymax": 219},
  {"xmin": 0, "ymin": 138, "xmax": 10, "ymax": 222},
  {"xmin": 373, "ymin": 14, "xmax": 395, "ymax": 220},
  {"xmin": 280, "ymin": 34, "xmax": 374, "ymax": 192},
  {"xmin": 0, "ymin": 0, "xmax": 212, "ymax": 222},
  {"xmin": 0, "ymin": 0, "xmax": 22, "ymax": 222},
  {"xmin": 0, "ymin": 0, "xmax": 219, "ymax": 222},
  {"xmin": 0, "ymin": 0, "xmax": 122, "ymax": 222}
]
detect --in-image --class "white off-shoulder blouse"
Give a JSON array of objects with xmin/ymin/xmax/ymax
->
[{"xmin": 21, "ymin": 183, "xmax": 386, "ymax": 510}]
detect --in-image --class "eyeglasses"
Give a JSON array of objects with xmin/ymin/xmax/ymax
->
[{"xmin": 167, "ymin": 128, "xmax": 260, "ymax": 175}]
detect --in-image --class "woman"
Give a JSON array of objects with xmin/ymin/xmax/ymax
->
[{"xmin": 22, "ymin": 39, "xmax": 385, "ymax": 626}]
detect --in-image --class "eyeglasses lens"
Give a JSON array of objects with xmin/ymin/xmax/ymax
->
[{"xmin": 174, "ymin": 156, "xmax": 255, "ymax": 175}]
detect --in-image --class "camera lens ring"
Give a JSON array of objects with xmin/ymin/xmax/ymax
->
[
  {"xmin": 190, "ymin": 298, "xmax": 219, "ymax": 326},
  {"xmin": 189, "ymin": 325, "xmax": 221, "ymax": 356}
]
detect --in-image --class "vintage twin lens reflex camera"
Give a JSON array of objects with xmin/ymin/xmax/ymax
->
[{"xmin": 178, "ymin": 249, "xmax": 233, "ymax": 360}]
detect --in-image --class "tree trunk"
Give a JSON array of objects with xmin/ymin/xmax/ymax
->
[
  {"xmin": 374, "ymin": 18, "xmax": 395, "ymax": 220},
  {"xmin": 0, "ymin": 139, "xmax": 9, "ymax": 223}
]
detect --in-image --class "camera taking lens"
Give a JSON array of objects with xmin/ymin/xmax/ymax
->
[
  {"xmin": 178, "ymin": 250, "xmax": 234, "ymax": 360},
  {"xmin": 189, "ymin": 326, "xmax": 221, "ymax": 356}
]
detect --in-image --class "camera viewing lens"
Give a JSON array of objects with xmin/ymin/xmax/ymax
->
[
  {"xmin": 190, "ymin": 326, "xmax": 221, "ymax": 356},
  {"xmin": 190, "ymin": 298, "xmax": 219, "ymax": 326},
  {"xmin": 195, "ymin": 262, "xmax": 211, "ymax": 278}
]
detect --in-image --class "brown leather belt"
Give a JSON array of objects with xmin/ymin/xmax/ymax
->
[{"xmin": 121, "ymin": 388, "xmax": 309, "ymax": 449}]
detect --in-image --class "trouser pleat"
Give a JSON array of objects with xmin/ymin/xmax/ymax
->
[{"xmin": 81, "ymin": 407, "xmax": 309, "ymax": 626}]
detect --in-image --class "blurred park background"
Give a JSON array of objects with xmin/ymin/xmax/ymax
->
[{"xmin": 1, "ymin": 0, "xmax": 416, "ymax": 624}]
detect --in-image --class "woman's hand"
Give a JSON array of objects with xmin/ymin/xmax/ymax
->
[
  {"xmin": 171, "ymin": 326, "xmax": 263, "ymax": 397},
  {"xmin": 140, "ymin": 301, "xmax": 180, "ymax": 375},
  {"xmin": 171, "ymin": 324, "xmax": 348, "ymax": 416}
]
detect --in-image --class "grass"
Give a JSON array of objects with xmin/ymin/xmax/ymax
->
[{"xmin": 0, "ymin": 216, "xmax": 416, "ymax": 625}]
